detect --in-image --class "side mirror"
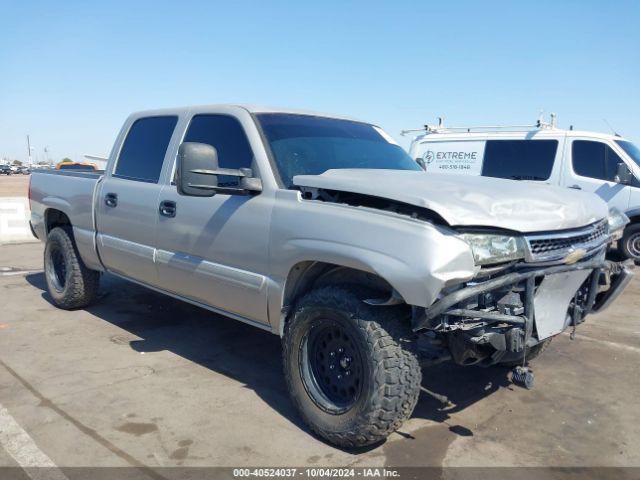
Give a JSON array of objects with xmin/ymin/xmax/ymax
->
[
  {"xmin": 416, "ymin": 157, "xmax": 427, "ymax": 171},
  {"xmin": 176, "ymin": 142, "xmax": 262, "ymax": 196},
  {"xmin": 614, "ymin": 162, "xmax": 634, "ymax": 185},
  {"xmin": 177, "ymin": 142, "xmax": 219, "ymax": 197}
]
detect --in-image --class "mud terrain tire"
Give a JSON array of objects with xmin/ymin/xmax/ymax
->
[
  {"xmin": 283, "ymin": 286, "xmax": 421, "ymax": 448},
  {"xmin": 44, "ymin": 226, "xmax": 100, "ymax": 309}
]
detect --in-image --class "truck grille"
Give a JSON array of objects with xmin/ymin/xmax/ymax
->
[{"xmin": 524, "ymin": 220, "xmax": 608, "ymax": 263}]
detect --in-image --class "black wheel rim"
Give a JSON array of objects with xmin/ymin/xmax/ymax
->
[
  {"xmin": 47, "ymin": 247, "xmax": 67, "ymax": 292},
  {"xmin": 301, "ymin": 320, "xmax": 364, "ymax": 414}
]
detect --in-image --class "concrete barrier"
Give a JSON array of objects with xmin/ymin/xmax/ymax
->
[{"xmin": 0, "ymin": 197, "xmax": 38, "ymax": 244}]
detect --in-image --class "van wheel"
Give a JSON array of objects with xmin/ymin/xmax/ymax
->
[
  {"xmin": 44, "ymin": 227, "xmax": 100, "ymax": 309},
  {"xmin": 283, "ymin": 286, "xmax": 421, "ymax": 448},
  {"xmin": 621, "ymin": 224, "xmax": 640, "ymax": 261},
  {"xmin": 498, "ymin": 339, "xmax": 552, "ymax": 367}
]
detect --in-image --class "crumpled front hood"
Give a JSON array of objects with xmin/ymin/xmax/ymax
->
[{"xmin": 293, "ymin": 169, "xmax": 608, "ymax": 233}]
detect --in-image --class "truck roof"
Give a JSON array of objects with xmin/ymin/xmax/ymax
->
[{"xmin": 128, "ymin": 104, "xmax": 364, "ymax": 123}]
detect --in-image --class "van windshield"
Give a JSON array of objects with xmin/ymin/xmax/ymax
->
[
  {"xmin": 256, "ymin": 114, "xmax": 421, "ymax": 188},
  {"xmin": 615, "ymin": 140, "xmax": 640, "ymax": 168}
]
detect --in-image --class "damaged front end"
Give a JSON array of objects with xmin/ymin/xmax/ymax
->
[{"xmin": 414, "ymin": 218, "xmax": 634, "ymax": 368}]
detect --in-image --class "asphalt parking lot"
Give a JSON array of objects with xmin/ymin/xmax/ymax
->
[
  {"xmin": 0, "ymin": 174, "xmax": 30, "ymax": 198},
  {"xmin": 0, "ymin": 240, "xmax": 639, "ymax": 474},
  {"xmin": 1, "ymin": 174, "xmax": 640, "ymax": 475}
]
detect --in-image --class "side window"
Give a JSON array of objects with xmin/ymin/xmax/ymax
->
[
  {"xmin": 482, "ymin": 140, "xmax": 558, "ymax": 181},
  {"xmin": 115, "ymin": 116, "xmax": 178, "ymax": 183},
  {"xmin": 183, "ymin": 115, "xmax": 254, "ymax": 186},
  {"xmin": 572, "ymin": 140, "xmax": 621, "ymax": 182}
]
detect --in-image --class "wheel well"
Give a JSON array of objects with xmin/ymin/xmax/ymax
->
[
  {"xmin": 626, "ymin": 215, "xmax": 640, "ymax": 226},
  {"xmin": 45, "ymin": 209, "xmax": 71, "ymax": 234},
  {"xmin": 280, "ymin": 262, "xmax": 395, "ymax": 333}
]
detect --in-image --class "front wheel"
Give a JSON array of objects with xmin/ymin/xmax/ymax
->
[
  {"xmin": 283, "ymin": 286, "xmax": 421, "ymax": 448},
  {"xmin": 621, "ymin": 224, "xmax": 640, "ymax": 262},
  {"xmin": 44, "ymin": 227, "xmax": 100, "ymax": 309}
]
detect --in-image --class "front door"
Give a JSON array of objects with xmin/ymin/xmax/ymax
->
[
  {"xmin": 154, "ymin": 114, "xmax": 272, "ymax": 325},
  {"xmin": 562, "ymin": 138, "xmax": 631, "ymax": 212},
  {"xmin": 96, "ymin": 115, "xmax": 179, "ymax": 285}
]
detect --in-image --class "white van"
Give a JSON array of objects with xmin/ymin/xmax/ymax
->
[{"xmin": 407, "ymin": 118, "xmax": 640, "ymax": 260}]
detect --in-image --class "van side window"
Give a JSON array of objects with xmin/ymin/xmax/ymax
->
[
  {"xmin": 183, "ymin": 115, "xmax": 254, "ymax": 187},
  {"xmin": 572, "ymin": 141, "xmax": 622, "ymax": 182},
  {"xmin": 482, "ymin": 140, "xmax": 558, "ymax": 181},
  {"xmin": 115, "ymin": 116, "xmax": 178, "ymax": 183}
]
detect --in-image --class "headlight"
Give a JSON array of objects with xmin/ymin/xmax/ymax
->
[
  {"xmin": 607, "ymin": 208, "xmax": 629, "ymax": 240},
  {"xmin": 459, "ymin": 233, "xmax": 525, "ymax": 266}
]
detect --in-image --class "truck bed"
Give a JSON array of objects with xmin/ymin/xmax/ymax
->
[
  {"xmin": 29, "ymin": 168, "xmax": 104, "ymax": 271},
  {"xmin": 31, "ymin": 168, "xmax": 104, "ymax": 179}
]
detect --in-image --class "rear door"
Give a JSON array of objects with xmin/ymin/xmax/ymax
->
[
  {"xmin": 561, "ymin": 137, "xmax": 631, "ymax": 211},
  {"xmin": 96, "ymin": 115, "xmax": 179, "ymax": 284}
]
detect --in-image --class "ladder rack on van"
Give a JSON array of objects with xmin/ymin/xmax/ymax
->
[{"xmin": 401, "ymin": 113, "xmax": 558, "ymax": 136}]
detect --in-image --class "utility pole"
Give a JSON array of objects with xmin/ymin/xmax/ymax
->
[{"xmin": 27, "ymin": 135, "xmax": 32, "ymax": 166}]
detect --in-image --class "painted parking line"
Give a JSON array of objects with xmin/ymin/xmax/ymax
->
[
  {"xmin": 0, "ymin": 359, "xmax": 168, "ymax": 480},
  {"xmin": 0, "ymin": 403, "xmax": 69, "ymax": 480},
  {"xmin": 570, "ymin": 332, "xmax": 640, "ymax": 354},
  {"xmin": 0, "ymin": 198, "xmax": 35, "ymax": 244},
  {"xmin": 0, "ymin": 268, "xmax": 43, "ymax": 277}
]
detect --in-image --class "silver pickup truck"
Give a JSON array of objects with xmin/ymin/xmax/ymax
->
[{"xmin": 29, "ymin": 105, "xmax": 632, "ymax": 448}]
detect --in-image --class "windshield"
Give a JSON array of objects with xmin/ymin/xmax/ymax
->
[
  {"xmin": 615, "ymin": 140, "xmax": 640, "ymax": 168},
  {"xmin": 256, "ymin": 114, "xmax": 421, "ymax": 188}
]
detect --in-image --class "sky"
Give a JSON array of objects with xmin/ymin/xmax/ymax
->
[{"xmin": 1, "ymin": 0, "xmax": 639, "ymax": 163}]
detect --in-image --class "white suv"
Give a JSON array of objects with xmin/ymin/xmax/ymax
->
[{"xmin": 408, "ymin": 123, "xmax": 640, "ymax": 260}]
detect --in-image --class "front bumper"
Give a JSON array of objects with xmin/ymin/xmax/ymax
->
[
  {"xmin": 414, "ymin": 255, "xmax": 612, "ymax": 332},
  {"xmin": 593, "ymin": 262, "xmax": 634, "ymax": 313},
  {"xmin": 414, "ymin": 252, "xmax": 633, "ymax": 366}
]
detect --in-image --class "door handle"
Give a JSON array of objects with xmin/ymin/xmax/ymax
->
[
  {"xmin": 568, "ymin": 185, "xmax": 582, "ymax": 190},
  {"xmin": 104, "ymin": 193, "xmax": 118, "ymax": 207},
  {"xmin": 159, "ymin": 200, "xmax": 177, "ymax": 218}
]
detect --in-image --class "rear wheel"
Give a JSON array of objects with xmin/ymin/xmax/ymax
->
[
  {"xmin": 621, "ymin": 224, "xmax": 640, "ymax": 261},
  {"xmin": 44, "ymin": 227, "xmax": 100, "ymax": 309},
  {"xmin": 283, "ymin": 286, "xmax": 421, "ymax": 448}
]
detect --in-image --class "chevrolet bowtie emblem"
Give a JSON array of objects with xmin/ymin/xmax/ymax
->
[{"xmin": 564, "ymin": 248, "xmax": 587, "ymax": 265}]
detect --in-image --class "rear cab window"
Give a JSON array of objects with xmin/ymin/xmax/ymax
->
[
  {"xmin": 58, "ymin": 164, "xmax": 95, "ymax": 171},
  {"xmin": 114, "ymin": 116, "xmax": 178, "ymax": 183}
]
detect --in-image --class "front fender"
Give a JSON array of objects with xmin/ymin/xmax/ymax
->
[
  {"xmin": 281, "ymin": 237, "xmax": 475, "ymax": 307},
  {"xmin": 267, "ymin": 192, "xmax": 477, "ymax": 333}
]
